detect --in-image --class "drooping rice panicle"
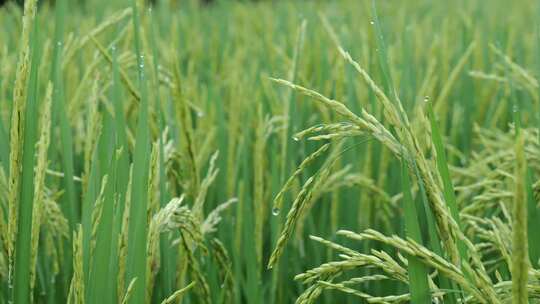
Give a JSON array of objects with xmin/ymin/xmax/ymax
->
[
  {"xmin": 210, "ymin": 238, "xmax": 235, "ymax": 302},
  {"xmin": 193, "ymin": 151, "xmax": 219, "ymax": 218},
  {"xmin": 29, "ymin": 83, "xmax": 52, "ymax": 296},
  {"xmin": 90, "ymin": 35, "xmax": 141, "ymax": 102},
  {"xmin": 160, "ymin": 282, "xmax": 196, "ymax": 304},
  {"xmin": 268, "ymin": 176, "xmax": 315, "ymax": 269},
  {"xmin": 68, "ymin": 225, "xmax": 84, "ymax": 304},
  {"xmin": 63, "ymin": 8, "xmax": 133, "ymax": 68},
  {"xmin": 271, "ymin": 143, "xmax": 329, "ymax": 215},
  {"xmin": 11, "ymin": 4, "xmax": 44, "ymax": 304},
  {"xmin": 118, "ymin": 165, "xmax": 133, "ymax": 302},
  {"xmin": 7, "ymin": 0, "xmax": 38, "ymax": 294},
  {"xmin": 120, "ymin": 278, "xmax": 138, "ymax": 304}
]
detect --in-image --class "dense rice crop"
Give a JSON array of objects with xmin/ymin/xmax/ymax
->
[{"xmin": 1, "ymin": 0, "xmax": 540, "ymax": 303}]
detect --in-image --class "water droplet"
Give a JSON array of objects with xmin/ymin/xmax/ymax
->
[
  {"xmin": 139, "ymin": 54, "xmax": 145, "ymax": 69},
  {"xmin": 292, "ymin": 136, "xmax": 300, "ymax": 141},
  {"xmin": 513, "ymin": 104, "xmax": 519, "ymax": 113},
  {"xmin": 272, "ymin": 207, "xmax": 280, "ymax": 216},
  {"xmin": 423, "ymin": 96, "xmax": 430, "ymax": 103},
  {"xmin": 56, "ymin": 41, "xmax": 62, "ymax": 47},
  {"xmin": 370, "ymin": 21, "xmax": 374, "ymax": 25},
  {"xmin": 197, "ymin": 111, "xmax": 204, "ymax": 117}
]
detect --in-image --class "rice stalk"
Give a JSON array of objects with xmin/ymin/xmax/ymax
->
[
  {"xmin": 124, "ymin": 0, "xmax": 151, "ymax": 301},
  {"xmin": 400, "ymin": 159, "xmax": 430, "ymax": 303},
  {"xmin": 511, "ymin": 130, "xmax": 529, "ymax": 303}
]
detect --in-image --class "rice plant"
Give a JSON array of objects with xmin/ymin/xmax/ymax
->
[{"xmin": 1, "ymin": 0, "xmax": 540, "ymax": 303}]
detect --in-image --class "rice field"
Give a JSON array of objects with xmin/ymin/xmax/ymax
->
[{"xmin": 1, "ymin": 0, "xmax": 540, "ymax": 303}]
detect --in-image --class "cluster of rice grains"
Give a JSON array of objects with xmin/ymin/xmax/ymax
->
[
  {"xmin": 268, "ymin": 7, "xmax": 540, "ymax": 304},
  {"xmin": 1, "ymin": 0, "xmax": 540, "ymax": 303}
]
